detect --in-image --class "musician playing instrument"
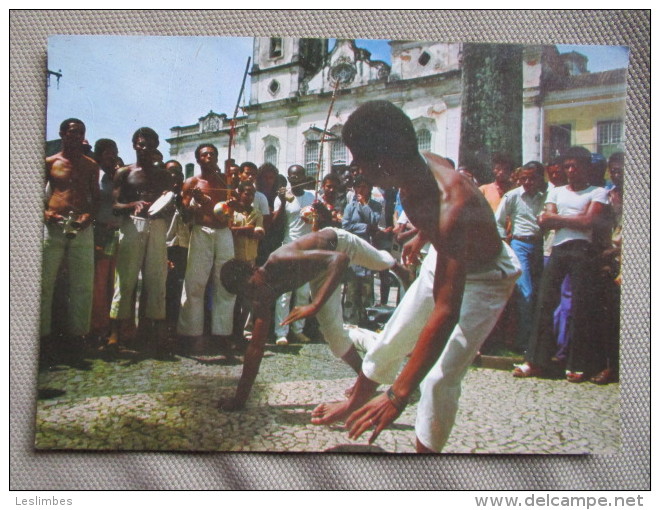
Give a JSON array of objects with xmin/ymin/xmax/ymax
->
[
  {"xmin": 106, "ymin": 127, "xmax": 172, "ymax": 357},
  {"xmin": 176, "ymin": 143, "xmax": 238, "ymax": 355}
]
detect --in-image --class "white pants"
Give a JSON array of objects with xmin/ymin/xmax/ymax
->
[
  {"xmin": 362, "ymin": 243, "xmax": 521, "ymax": 452},
  {"xmin": 40, "ymin": 224, "xmax": 94, "ymax": 337},
  {"xmin": 274, "ymin": 284, "xmax": 310, "ymax": 338},
  {"xmin": 110, "ymin": 216, "xmax": 168, "ymax": 320},
  {"xmin": 310, "ymin": 228, "xmax": 396, "ymax": 357},
  {"xmin": 177, "ymin": 225, "xmax": 235, "ymax": 337}
]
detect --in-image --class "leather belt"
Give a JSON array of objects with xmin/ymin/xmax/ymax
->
[{"xmin": 512, "ymin": 235, "xmax": 541, "ymax": 243}]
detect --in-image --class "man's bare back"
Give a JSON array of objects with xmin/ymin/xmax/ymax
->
[
  {"xmin": 422, "ymin": 152, "xmax": 502, "ymax": 272},
  {"xmin": 219, "ymin": 227, "xmax": 409, "ymax": 411}
]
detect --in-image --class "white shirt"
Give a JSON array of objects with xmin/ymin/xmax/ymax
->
[
  {"xmin": 253, "ymin": 191, "xmax": 271, "ymax": 217},
  {"xmin": 547, "ymin": 185, "xmax": 609, "ymax": 246},
  {"xmin": 274, "ymin": 190, "xmax": 315, "ymax": 243},
  {"xmin": 494, "ymin": 186, "xmax": 546, "ymax": 239}
]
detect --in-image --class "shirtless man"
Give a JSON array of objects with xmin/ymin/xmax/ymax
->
[
  {"xmin": 41, "ymin": 118, "xmax": 100, "ymax": 361},
  {"xmin": 311, "ymin": 101, "xmax": 521, "ymax": 453},
  {"xmin": 177, "ymin": 143, "xmax": 236, "ymax": 354},
  {"xmin": 107, "ymin": 127, "xmax": 172, "ymax": 355},
  {"xmin": 218, "ymin": 227, "xmax": 411, "ymax": 411}
]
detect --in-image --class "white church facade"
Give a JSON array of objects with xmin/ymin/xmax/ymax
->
[
  {"xmin": 166, "ymin": 38, "xmax": 463, "ymax": 179},
  {"xmin": 165, "ymin": 38, "xmax": 627, "ymax": 180}
]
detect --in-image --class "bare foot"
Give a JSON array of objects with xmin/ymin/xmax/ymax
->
[
  {"xmin": 311, "ymin": 401, "xmax": 355, "ymax": 425},
  {"xmin": 311, "ymin": 372, "xmax": 380, "ymax": 426}
]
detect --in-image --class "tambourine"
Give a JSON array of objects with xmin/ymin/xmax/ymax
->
[{"xmin": 148, "ymin": 191, "xmax": 175, "ymax": 218}]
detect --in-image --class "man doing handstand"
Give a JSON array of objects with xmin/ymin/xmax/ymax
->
[
  {"xmin": 219, "ymin": 227, "xmax": 410, "ymax": 411},
  {"xmin": 311, "ymin": 101, "xmax": 521, "ymax": 453}
]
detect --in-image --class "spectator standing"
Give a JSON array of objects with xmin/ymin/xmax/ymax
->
[
  {"xmin": 314, "ymin": 173, "xmax": 345, "ymax": 229},
  {"xmin": 513, "ymin": 146, "xmax": 609, "ymax": 382},
  {"xmin": 479, "ymin": 152, "xmax": 515, "ymax": 213},
  {"xmin": 494, "ymin": 161, "xmax": 546, "ymax": 353},
  {"xmin": 238, "ymin": 162, "xmax": 271, "ymax": 228},
  {"xmin": 271, "ymin": 165, "xmax": 315, "ymax": 345},
  {"xmin": 107, "ymin": 127, "xmax": 172, "ymax": 357},
  {"xmin": 41, "ymin": 119, "xmax": 100, "ymax": 365},
  {"xmin": 341, "ymin": 175, "xmax": 382, "ymax": 326},
  {"xmin": 255, "ymin": 163, "xmax": 282, "ymax": 266},
  {"xmin": 90, "ymin": 139, "xmax": 120, "ymax": 344},
  {"xmin": 590, "ymin": 152, "xmax": 624, "ymax": 384},
  {"xmin": 479, "ymin": 152, "xmax": 516, "ymax": 351},
  {"xmin": 164, "ymin": 160, "xmax": 190, "ymax": 336},
  {"xmin": 177, "ymin": 143, "xmax": 235, "ymax": 355},
  {"xmin": 230, "ymin": 181, "xmax": 265, "ymax": 343}
]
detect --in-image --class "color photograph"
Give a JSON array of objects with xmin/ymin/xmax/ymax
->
[{"xmin": 36, "ymin": 35, "xmax": 628, "ymax": 454}]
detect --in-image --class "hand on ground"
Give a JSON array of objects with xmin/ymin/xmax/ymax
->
[{"xmin": 345, "ymin": 392, "xmax": 402, "ymax": 444}]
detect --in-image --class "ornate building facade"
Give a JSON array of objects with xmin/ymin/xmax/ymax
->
[{"xmin": 165, "ymin": 38, "xmax": 627, "ymax": 181}]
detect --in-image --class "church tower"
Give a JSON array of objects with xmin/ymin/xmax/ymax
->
[{"xmin": 249, "ymin": 37, "xmax": 328, "ymax": 105}]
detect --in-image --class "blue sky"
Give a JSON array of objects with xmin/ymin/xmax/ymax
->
[
  {"xmin": 556, "ymin": 44, "xmax": 629, "ymax": 73},
  {"xmin": 47, "ymin": 37, "xmax": 628, "ymax": 162}
]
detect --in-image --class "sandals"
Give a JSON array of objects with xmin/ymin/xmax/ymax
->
[{"xmin": 512, "ymin": 362, "xmax": 543, "ymax": 378}]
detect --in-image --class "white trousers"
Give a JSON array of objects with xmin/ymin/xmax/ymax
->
[
  {"xmin": 274, "ymin": 284, "xmax": 310, "ymax": 338},
  {"xmin": 310, "ymin": 228, "xmax": 396, "ymax": 357},
  {"xmin": 177, "ymin": 225, "xmax": 235, "ymax": 337},
  {"xmin": 40, "ymin": 224, "xmax": 94, "ymax": 337},
  {"xmin": 110, "ymin": 216, "xmax": 168, "ymax": 320},
  {"xmin": 362, "ymin": 242, "xmax": 520, "ymax": 452}
]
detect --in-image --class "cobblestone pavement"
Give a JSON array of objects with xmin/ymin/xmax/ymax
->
[{"xmin": 35, "ymin": 343, "xmax": 620, "ymax": 454}]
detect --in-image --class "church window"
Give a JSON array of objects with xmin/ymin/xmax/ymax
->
[
  {"xmin": 417, "ymin": 128, "xmax": 431, "ymax": 152},
  {"xmin": 331, "ymin": 140, "xmax": 347, "ymax": 166},
  {"xmin": 264, "ymin": 145, "xmax": 278, "ymax": 166},
  {"xmin": 268, "ymin": 80, "xmax": 280, "ymax": 95},
  {"xmin": 304, "ymin": 140, "xmax": 319, "ymax": 176},
  {"xmin": 418, "ymin": 51, "xmax": 431, "ymax": 66},
  {"xmin": 269, "ymin": 38, "xmax": 283, "ymax": 58}
]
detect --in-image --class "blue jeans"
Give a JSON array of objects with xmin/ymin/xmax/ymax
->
[{"xmin": 510, "ymin": 239, "xmax": 543, "ymax": 351}]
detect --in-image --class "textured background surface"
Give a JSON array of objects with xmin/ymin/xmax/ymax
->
[{"xmin": 10, "ymin": 10, "xmax": 650, "ymax": 490}]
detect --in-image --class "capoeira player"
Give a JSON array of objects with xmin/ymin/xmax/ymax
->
[
  {"xmin": 311, "ymin": 101, "xmax": 521, "ymax": 453},
  {"xmin": 218, "ymin": 227, "xmax": 411, "ymax": 411}
]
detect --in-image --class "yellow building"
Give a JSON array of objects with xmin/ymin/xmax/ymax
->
[{"xmin": 543, "ymin": 67, "xmax": 627, "ymax": 161}]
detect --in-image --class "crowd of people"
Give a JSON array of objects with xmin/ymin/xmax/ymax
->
[
  {"xmin": 41, "ymin": 120, "xmax": 412, "ymax": 364},
  {"xmin": 480, "ymin": 148, "xmax": 623, "ymax": 387},
  {"xmin": 41, "ymin": 101, "xmax": 622, "ymax": 452}
]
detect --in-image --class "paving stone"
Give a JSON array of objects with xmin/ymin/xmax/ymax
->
[{"xmin": 34, "ymin": 345, "xmax": 619, "ymax": 454}]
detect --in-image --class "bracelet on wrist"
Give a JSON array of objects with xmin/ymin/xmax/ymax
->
[{"xmin": 386, "ymin": 387, "xmax": 408, "ymax": 412}]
